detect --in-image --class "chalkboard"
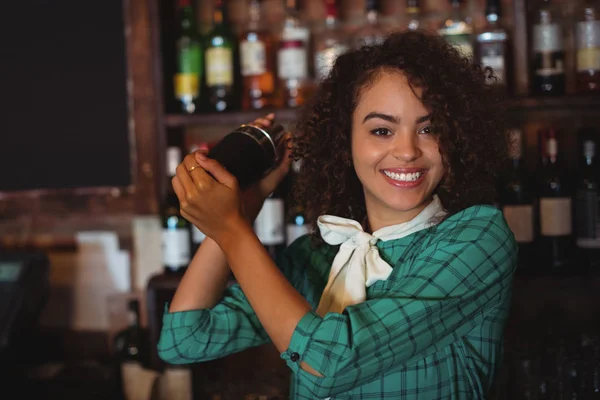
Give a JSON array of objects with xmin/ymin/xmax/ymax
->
[{"xmin": 0, "ymin": 0, "xmax": 131, "ymax": 192}]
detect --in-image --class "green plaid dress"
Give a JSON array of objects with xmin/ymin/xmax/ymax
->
[{"xmin": 158, "ymin": 205, "xmax": 517, "ymax": 399}]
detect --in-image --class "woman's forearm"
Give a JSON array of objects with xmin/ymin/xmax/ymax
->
[
  {"xmin": 218, "ymin": 220, "xmax": 312, "ymax": 353},
  {"xmin": 168, "ymin": 237, "xmax": 231, "ymax": 312},
  {"xmin": 168, "ymin": 186, "xmax": 268, "ymax": 313}
]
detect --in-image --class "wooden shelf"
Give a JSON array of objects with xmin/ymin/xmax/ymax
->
[
  {"xmin": 164, "ymin": 95, "xmax": 600, "ymax": 128},
  {"xmin": 507, "ymin": 94, "xmax": 600, "ymax": 110},
  {"xmin": 164, "ymin": 107, "xmax": 300, "ymax": 128}
]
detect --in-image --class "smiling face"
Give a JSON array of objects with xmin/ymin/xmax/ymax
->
[{"xmin": 351, "ymin": 70, "xmax": 445, "ymax": 231}]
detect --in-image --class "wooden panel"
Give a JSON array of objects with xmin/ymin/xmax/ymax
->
[{"xmin": 0, "ymin": 0, "xmax": 161, "ymax": 248}]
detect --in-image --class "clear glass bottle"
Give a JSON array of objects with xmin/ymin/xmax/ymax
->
[
  {"xmin": 531, "ymin": 0, "xmax": 566, "ymax": 96},
  {"xmin": 239, "ymin": 0, "xmax": 275, "ymax": 110},
  {"xmin": 476, "ymin": 0, "xmax": 511, "ymax": 89},
  {"xmin": 351, "ymin": 0, "xmax": 387, "ymax": 49},
  {"xmin": 312, "ymin": 0, "xmax": 349, "ymax": 82},
  {"xmin": 275, "ymin": 0, "xmax": 312, "ymax": 108},
  {"xmin": 437, "ymin": 0, "xmax": 474, "ymax": 59},
  {"xmin": 575, "ymin": 1, "xmax": 600, "ymax": 93}
]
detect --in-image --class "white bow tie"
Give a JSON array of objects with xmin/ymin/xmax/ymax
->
[{"xmin": 315, "ymin": 196, "xmax": 446, "ymax": 317}]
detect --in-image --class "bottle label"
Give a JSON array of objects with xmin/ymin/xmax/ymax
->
[
  {"xmin": 240, "ymin": 40, "xmax": 266, "ymax": 76},
  {"xmin": 480, "ymin": 42, "xmax": 506, "ymax": 83},
  {"xmin": 315, "ymin": 44, "xmax": 348, "ymax": 81},
  {"xmin": 577, "ymin": 48, "xmax": 600, "ymax": 72},
  {"xmin": 286, "ymin": 223, "xmax": 310, "ymax": 246},
  {"xmin": 576, "ymin": 188, "xmax": 600, "ymax": 245},
  {"xmin": 254, "ymin": 198, "xmax": 285, "ymax": 245},
  {"xmin": 577, "ymin": 21, "xmax": 600, "ymax": 50},
  {"xmin": 174, "ymin": 74, "xmax": 199, "ymax": 99},
  {"xmin": 175, "ymin": 41, "xmax": 201, "ymax": 98},
  {"xmin": 191, "ymin": 225, "xmax": 206, "ymax": 245},
  {"xmin": 278, "ymin": 41, "xmax": 308, "ymax": 80},
  {"xmin": 282, "ymin": 26, "xmax": 310, "ymax": 42},
  {"xmin": 540, "ymin": 197, "xmax": 572, "ymax": 236},
  {"xmin": 533, "ymin": 24, "xmax": 563, "ymax": 52},
  {"xmin": 162, "ymin": 228, "xmax": 191, "ymax": 267},
  {"xmin": 206, "ymin": 47, "xmax": 233, "ymax": 86},
  {"xmin": 503, "ymin": 205, "xmax": 534, "ymax": 243}
]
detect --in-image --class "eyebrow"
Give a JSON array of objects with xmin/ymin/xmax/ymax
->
[{"xmin": 362, "ymin": 112, "xmax": 432, "ymax": 124}]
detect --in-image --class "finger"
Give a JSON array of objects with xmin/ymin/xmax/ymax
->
[
  {"xmin": 175, "ymin": 162, "xmax": 199, "ymax": 194},
  {"xmin": 194, "ymin": 149, "xmax": 208, "ymax": 164},
  {"xmin": 171, "ymin": 176, "xmax": 186, "ymax": 201},
  {"xmin": 183, "ymin": 153, "xmax": 213, "ymax": 187},
  {"xmin": 253, "ymin": 113, "xmax": 275, "ymax": 128},
  {"xmin": 195, "ymin": 153, "xmax": 238, "ymax": 189}
]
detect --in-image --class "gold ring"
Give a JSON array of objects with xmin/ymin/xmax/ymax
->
[{"xmin": 187, "ymin": 164, "xmax": 201, "ymax": 173}]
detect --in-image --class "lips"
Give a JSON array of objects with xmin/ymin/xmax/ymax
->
[{"xmin": 380, "ymin": 168, "xmax": 427, "ymax": 188}]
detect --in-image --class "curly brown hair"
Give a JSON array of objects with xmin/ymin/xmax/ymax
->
[{"xmin": 291, "ymin": 29, "xmax": 509, "ymax": 241}]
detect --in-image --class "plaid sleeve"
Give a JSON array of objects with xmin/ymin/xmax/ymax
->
[
  {"xmin": 157, "ymin": 283, "xmax": 270, "ymax": 365},
  {"xmin": 157, "ymin": 237, "xmax": 319, "ymax": 366},
  {"xmin": 280, "ymin": 213, "xmax": 517, "ymax": 398}
]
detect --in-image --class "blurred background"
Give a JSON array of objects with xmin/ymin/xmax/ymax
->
[{"xmin": 0, "ymin": 0, "xmax": 600, "ymax": 398}]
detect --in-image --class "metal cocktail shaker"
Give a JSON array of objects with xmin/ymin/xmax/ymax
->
[{"xmin": 208, "ymin": 121, "xmax": 287, "ymax": 189}]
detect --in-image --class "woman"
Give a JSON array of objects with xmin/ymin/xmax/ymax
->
[{"xmin": 158, "ymin": 30, "xmax": 517, "ymax": 399}]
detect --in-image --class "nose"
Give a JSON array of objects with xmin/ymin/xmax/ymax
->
[{"xmin": 391, "ymin": 131, "xmax": 421, "ymax": 162}]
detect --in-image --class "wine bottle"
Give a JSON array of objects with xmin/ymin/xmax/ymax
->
[
  {"xmin": 575, "ymin": 128, "xmax": 600, "ymax": 252},
  {"xmin": 203, "ymin": 0, "xmax": 238, "ymax": 112},
  {"xmin": 161, "ymin": 147, "xmax": 191, "ymax": 273},
  {"xmin": 500, "ymin": 129, "xmax": 535, "ymax": 268},
  {"xmin": 174, "ymin": 0, "xmax": 203, "ymax": 114},
  {"xmin": 285, "ymin": 160, "xmax": 311, "ymax": 245},
  {"xmin": 114, "ymin": 299, "xmax": 154, "ymax": 400},
  {"xmin": 537, "ymin": 128, "xmax": 573, "ymax": 270},
  {"xmin": 531, "ymin": 0, "xmax": 566, "ymax": 96},
  {"xmin": 254, "ymin": 193, "xmax": 286, "ymax": 260}
]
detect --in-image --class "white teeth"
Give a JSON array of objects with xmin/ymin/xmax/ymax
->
[{"xmin": 383, "ymin": 170, "xmax": 422, "ymax": 182}]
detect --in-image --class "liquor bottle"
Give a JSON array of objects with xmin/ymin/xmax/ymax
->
[
  {"xmin": 500, "ymin": 129, "xmax": 535, "ymax": 268},
  {"xmin": 285, "ymin": 160, "xmax": 311, "ymax": 245},
  {"xmin": 203, "ymin": 0, "xmax": 238, "ymax": 112},
  {"xmin": 575, "ymin": 1, "xmax": 600, "ymax": 93},
  {"xmin": 405, "ymin": 0, "xmax": 422, "ymax": 32},
  {"xmin": 476, "ymin": 0, "xmax": 511, "ymax": 89},
  {"xmin": 161, "ymin": 147, "xmax": 191, "ymax": 272},
  {"xmin": 313, "ymin": 0, "xmax": 349, "ymax": 82},
  {"xmin": 437, "ymin": 0, "xmax": 474, "ymax": 59},
  {"xmin": 351, "ymin": 0, "xmax": 387, "ymax": 49},
  {"xmin": 239, "ymin": 0, "xmax": 275, "ymax": 110},
  {"xmin": 275, "ymin": 0, "xmax": 312, "ymax": 108},
  {"xmin": 537, "ymin": 128, "xmax": 573, "ymax": 269},
  {"xmin": 575, "ymin": 128, "xmax": 600, "ymax": 251},
  {"xmin": 531, "ymin": 0, "xmax": 565, "ymax": 96},
  {"xmin": 174, "ymin": 0, "xmax": 202, "ymax": 114},
  {"xmin": 114, "ymin": 299, "xmax": 152, "ymax": 400},
  {"xmin": 254, "ymin": 193, "xmax": 286, "ymax": 261}
]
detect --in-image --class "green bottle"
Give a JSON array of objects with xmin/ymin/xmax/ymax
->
[
  {"xmin": 174, "ymin": 0, "xmax": 202, "ymax": 114},
  {"xmin": 203, "ymin": 0, "xmax": 237, "ymax": 112}
]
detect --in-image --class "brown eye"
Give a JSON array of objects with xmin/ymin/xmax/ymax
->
[
  {"xmin": 419, "ymin": 126, "xmax": 433, "ymax": 135},
  {"xmin": 370, "ymin": 128, "xmax": 392, "ymax": 136}
]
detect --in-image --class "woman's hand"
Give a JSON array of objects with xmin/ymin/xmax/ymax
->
[
  {"xmin": 172, "ymin": 113, "xmax": 294, "ymax": 242},
  {"xmin": 172, "ymin": 149, "xmax": 246, "ymax": 245},
  {"xmin": 197, "ymin": 113, "xmax": 294, "ymax": 223}
]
